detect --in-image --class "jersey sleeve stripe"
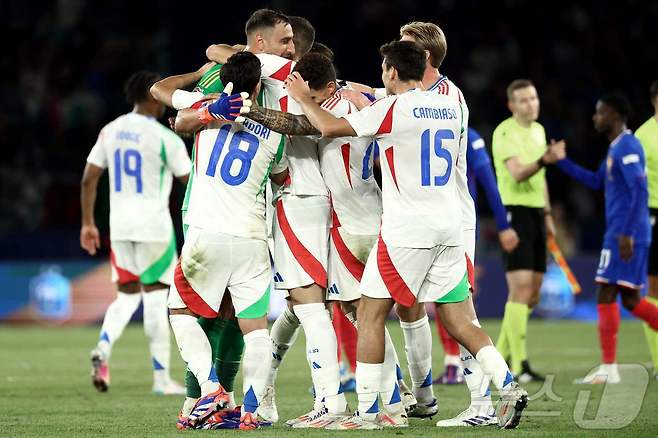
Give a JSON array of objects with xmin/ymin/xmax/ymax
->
[
  {"xmin": 376, "ymin": 99, "xmax": 397, "ymax": 135},
  {"xmin": 331, "ymin": 227, "xmax": 365, "ymax": 281},
  {"xmin": 340, "ymin": 143, "xmax": 353, "ymax": 189},
  {"xmin": 269, "ymin": 61, "xmax": 294, "ymax": 82},
  {"xmin": 276, "ymin": 200, "xmax": 328, "ymax": 288},
  {"xmin": 174, "ymin": 261, "xmax": 218, "ymax": 318},
  {"xmin": 384, "ymin": 146, "xmax": 400, "ymax": 191},
  {"xmin": 376, "ymin": 236, "xmax": 415, "ymax": 307}
]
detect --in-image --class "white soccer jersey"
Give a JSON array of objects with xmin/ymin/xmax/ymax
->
[
  {"xmin": 87, "ymin": 112, "xmax": 191, "ymax": 242},
  {"xmin": 257, "ymin": 53, "xmax": 328, "ymax": 197},
  {"xmin": 344, "ymin": 89, "xmax": 465, "ymax": 248},
  {"xmin": 184, "ymin": 119, "xmax": 287, "ymax": 241},
  {"xmin": 318, "ymin": 93, "xmax": 382, "ymax": 235},
  {"xmin": 427, "ymin": 77, "xmax": 474, "ymax": 231}
]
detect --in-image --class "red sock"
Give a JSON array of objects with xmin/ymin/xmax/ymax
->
[
  {"xmin": 597, "ymin": 303, "xmax": 620, "ymax": 364},
  {"xmin": 632, "ymin": 298, "xmax": 658, "ymax": 331},
  {"xmin": 332, "ymin": 303, "xmax": 343, "ymax": 363},
  {"xmin": 435, "ymin": 316, "xmax": 460, "ymax": 356},
  {"xmin": 334, "ymin": 304, "xmax": 357, "ymax": 372}
]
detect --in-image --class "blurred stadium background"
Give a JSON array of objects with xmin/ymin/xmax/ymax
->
[{"xmin": 2, "ymin": 0, "xmax": 657, "ymax": 324}]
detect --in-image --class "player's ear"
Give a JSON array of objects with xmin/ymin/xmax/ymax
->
[{"xmin": 327, "ymin": 81, "xmax": 337, "ymax": 95}]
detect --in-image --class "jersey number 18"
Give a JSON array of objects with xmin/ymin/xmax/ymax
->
[{"xmin": 206, "ymin": 125, "xmax": 258, "ymax": 186}]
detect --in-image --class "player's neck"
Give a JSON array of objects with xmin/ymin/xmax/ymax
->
[
  {"xmin": 607, "ymin": 124, "xmax": 626, "ymax": 142},
  {"xmin": 391, "ymin": 80, "xmax": 423, "ymax": 95},
  {"xmin": 512, "ymin": 114, "xmax": 533, "ymax": 128},
  {"xmin": 422, "ymin": 67, "xmax": 440, "ymax": 90},
  {"xmin": 653, "ymin": 110, "xmax": 658, "ymax": 122}
]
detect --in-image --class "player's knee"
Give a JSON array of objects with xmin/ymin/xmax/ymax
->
[
  {"xmin": 169, "ymin": 307, "xmax": 197, "ymax": 317},
  {"xmin": 238, "ymin": 316, "xmax": 268, "ymax": 334},
  {"xmin": 620, "ymin": 293, "xmax": 640, "ymax": 310},
  {"xmin": 142, "ymin": 281, "xmax": 168, "ymax": 292},
  {"xmin": 395, "ymin": 302, "xmax": 426, "ymax": 322}
]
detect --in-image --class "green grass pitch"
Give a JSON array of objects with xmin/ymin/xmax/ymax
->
[{"xmin": 1, "ymin": 320, "xmax": 656, "ymax": 437}]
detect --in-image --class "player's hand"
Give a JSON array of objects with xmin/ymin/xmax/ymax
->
[
  {"xmin": 198, "ymin": 82, "xmax": 252, "ymax": 124},
  {"xmin": 618, "ymin": 235, "xmax": 634, "ymax": 261},
  {"xmin": 167, "ymin": 116, "xmax": 176, "ymax": 130},
  {"xmin": 544, "ymin": 139, "xmax": 566, "ymax": 164},
  {"xmin": 80, "ymin": 224, "xmax": 100, "ymax": 255},
  {"xmin": 338, "ymin": 89, "xmax": 373, "ymax": 110},
  {"xmin": 284, "ymin": 72, "xmax": 311, "ymax": 102},
  {"xmin": 499, "ymin": 228, "xmax": 520, "ymax": 253},
  {"xmin": 545, "ymin": 212, "xmax": 557, "ymax": 237}
]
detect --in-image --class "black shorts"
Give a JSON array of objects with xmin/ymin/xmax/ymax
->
[
  {"xmin": 503, "ymin": 206, "xmax": 546, "ymax": 273},
  {"xmin": 649, "ymin": 208, "xmax": 658, "ymax": 276}
]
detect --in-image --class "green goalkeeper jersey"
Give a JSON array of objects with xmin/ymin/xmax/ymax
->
[{"xmin": 636, "ymin": 116, "xmax": 658, "ymax": 209}]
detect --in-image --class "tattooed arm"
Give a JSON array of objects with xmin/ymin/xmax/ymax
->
[{"xmin": 246, "ymin": 105, "xmax": 320, "ymax": 136}]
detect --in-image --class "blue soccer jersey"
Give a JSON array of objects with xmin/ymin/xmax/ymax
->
[
  {"xmin": 557, "ymin": 130, "xmax": 651, "ymax": 288},
  {"xmin": 466, "ymin": 128, "xmax": 510, "ymax": 231}
]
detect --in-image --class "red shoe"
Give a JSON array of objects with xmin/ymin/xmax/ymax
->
[
  {"xmin": 188, "ymin": 386, "xmax": 231, "ymax": 427},
  {"xmin": 90, "ymin": 349, "xmax": 110, "ymax": 392}
]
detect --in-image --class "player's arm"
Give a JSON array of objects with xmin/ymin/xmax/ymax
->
[
  {"xmin": 555, "ymin": 158, "xmax": 606, "ymax": 190},
  {"xmin": 150, "ymin": 62, "xmax": 216, "ymax": 108},
  {"xmin": 206, "ymin": 44, "xmax": 240, "ymax": 64},
  {"xmin": 504, "ymin": 139, "xmax": 565, "ymax": 182},
  {"xmin": 286, "ymin": 72, "xmax": 356, "ymax": 137},
  {"xmin": 618, "ymin": 147, "xmax": 649, "ymax": 260},
  {"xmin": 80, "ymin": 163, "xmax": 104, "ymax": 255},
  {"xmin": 245, "ymin": 105, "xmax": 320, "ymax": 135}
]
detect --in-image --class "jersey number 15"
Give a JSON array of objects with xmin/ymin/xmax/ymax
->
[{"xmin": 420, "ymin": 129, "xmax": 454, "ymax": 187}]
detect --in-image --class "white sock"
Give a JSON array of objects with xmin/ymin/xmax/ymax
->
[
  {"xmin": 142, "ymin": 288, "xmax": 171, "ymax": 386},
  {"xmin": 476, "ymin": 345, "xmax": 515, "ymax": 395},
  {"xmin": 268, "ymin": 307, "xmax": 300, "ymax": 386},
  {"xmin": 241, "ymin": 329, "xmax": 272, "ymax": 414},
  {"xmin": 169, "ymin": 314, "xmax": 218, "ymax": 395},
  {"xmin": 356, "ymin": 361, "xmax": 382, "ymax": 421},
  {"xmin": 97, "ymin": 291, "xmax": 142, "ymax": 359},
  {"xmin": 294, "ymin": 303, "xmax": 347, "ymax": 414},
  {"xmin": 400, "ymin": 315, "xmax": 434, "ymax": 404},
  {"xmin": 182, "ymin": 397, "xmax": 198, "ymax": 417},
  {"xmin": 460, "ymin": 319, "xmax": 493, "ymax": 412},
  {"xmin": 381, "ymin": 328, "xmax": 404, "ymax": 414}
]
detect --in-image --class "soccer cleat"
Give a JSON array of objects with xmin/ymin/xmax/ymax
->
[
  {"xmin": 433, "ymin": 364, "xmax": 465, "ymax": 385},
  {"xmin": 495, "ymin": 382, "xmax": 528, "ymax": 429},
  {"xmin": 435, "ymin": 407, "xmax": 497, "ymax": 427},
  {"xmin": 286, "ymin": 406, "xmax": 327, "ymax": 428},
  {"xmin": 573, "ymin": 364, "xmax": 621, "ymax": 384},
  {"xmin": 292, "ymin": 407, "xmax": 351, "ymax": 429},
  {"xmin": 152, "ymin": 379, "xmax": 186, "ymax": 395},
  {"xmin": 187, "ymin": 386, "xmax": 231, "ymax": 427},
  {"xmin": 379, "ymin": 410, "xmax": 409, "ymax": 427},
  {"xmin": 398, "ymin": 379, "xmax": 418, "ymax": 412},
  {"xmin": 257, "ymin": 385, "xmax": 279, "ymax": 422},
  {"xmin": 176, "ymin": 411, "xmax": 191, "ymax": 430},
  {"xmin": 90, "ymin": 348, "xmax": 110, "ymax": 392},
  {"xmin": 325, "ymin": 412, "xmax": 382, "ymax": 430},
  {"xmin": 239, "ymin": 412, "xmax": 259, "ymax": 430},
  {"xmin": 517, "ymin": 360, "xmax": 545, "ymax": 384},
  {"xmin": 407, "ymin": 397, "xmax": 438, "ymax": 418}
]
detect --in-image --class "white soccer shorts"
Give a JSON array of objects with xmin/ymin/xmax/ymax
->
[
  {"xmin": 358, "ymin": 236, "xmax": 468, "ymax": 306},
  {"xmin": 110, "ymin": 237, "xmax": 177, "ymax": 286},
  {"xmin": 167, "ymin": 227, "xmax": 271, "ymax": 319},
  {"xmin": 272, "ymin": 194, "xmax": 330, "ymax": 291},
  {"xmin": 326, "ymin": 227, "xmax": 377, "ymax": 302}
]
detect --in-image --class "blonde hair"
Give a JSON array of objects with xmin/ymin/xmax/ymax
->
[{"xmin": 399, "ymin": 21, "xmax": 447, "ymax": 68}]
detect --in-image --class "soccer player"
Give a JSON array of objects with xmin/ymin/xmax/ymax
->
[
  {"xmin": 167, "ymin": 52, "xmax": 288, "ymax": 430},
  {"xmin": 636, "ymin": 80, "xmax": 658, "ymax": 379},
  {"xmin": 80, "ymin": 71, "xmax": 190, "ymax": 395},
  {"xmin": 492, "ymin": 79, "xmax": 564, "ymax": 383},
  {"xmin": 285, "ymin": 40, "xmax": 528, "ymax": 430},
  {"xmin": 555, "ymin": 93, "xmax": 658, "ymax": 384},
  {"xmin": 236, "ymin": 52, "xmax": 410, "ymax": 427}
]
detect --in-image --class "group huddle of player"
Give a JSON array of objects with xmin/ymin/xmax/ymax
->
[{"xmin": 80, "ymin": 5, "xmax": 658, "ymax": 433}]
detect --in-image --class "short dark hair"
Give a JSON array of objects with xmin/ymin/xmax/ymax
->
[
  {"xmin": 379, "ymin": 40, "xmax": 425, "ymax": 82},
  {"xmin": 599, "ymin": 92, "xmax": 632, "ymax": 122},
  {"xmin": 506, "ymin": 79, "xmax": 534, "ymax": 100},
  {"xmin": 293, "ymin": 53, "xmax": 336, "ymax": 91},
  {"xmin": 289, "ymin": 16, "xmax": 315, "ymax": 58},
  {"xmin": 245, "ymin": 9, "xmax": 289, "ymax": 37},
  {"xmin": 219, "ymin": 52, "xmax": 261, "ymax": 96},
  {"xmin": 124, "ymin": 70, "xmax": 160, "ymax": 105},
  {"xmin": 309, "ymin": 42, "xmax": 334, "ymax": 61},
  {"xmin": 650, "ymin": 80, "xmax": 658, "ymax": 103}
]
